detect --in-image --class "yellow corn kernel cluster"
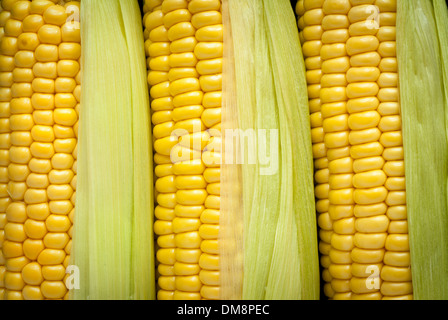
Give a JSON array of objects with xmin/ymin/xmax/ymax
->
[
  {"xmin": 0, "ymin": 0, "xmax": 11, "ymax": 300},
  {"xmin": 0, "ymin": 0, "xmax": 80, "ymax": 300},
  {"xmin": 296, "ymin": 0, "xmax": 411, "ymax": 300},
  {"xmin": 143, "ymin": 0, "xmax": 222, "ymax": 300}
]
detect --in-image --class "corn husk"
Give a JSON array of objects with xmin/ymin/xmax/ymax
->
[
  {"xmin": 70, "ymin": 0, "xmax": 154, "ymax": 300},
  {"xmin": 397, "ymin": 0, "xmax": 448, "ymax": 300}
]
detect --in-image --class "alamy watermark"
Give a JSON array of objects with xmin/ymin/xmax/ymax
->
[
  {"xmin": 365, "ymin": 265, "xmax": 381, "ymax": 290},
  {"xmin": 66, "ymin": 4, "xmax": 80, "ymax": 29},
  {"xmin": 65, "ymin": 265, "xmax": 80, "ymax": 290},
  {"xmin": 365, "ymin": 5, "xmax": 381, "ymax": 30},
  {"xmin": 170, "ymin": 126, "xmax": 279, "ymax": 176}
]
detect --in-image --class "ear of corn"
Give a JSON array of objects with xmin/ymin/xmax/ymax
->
[
  {"xmin": 297, "ymin": 0, "xmax": 415, "ymax": 300},
  {"xmin": 143, "ymin": 0, "xmax": 223, "ymax": 300},
  {"xmin": 0, "ymin": 0, "xmax": 80, "ymax": 300},
  {"xmin": 397, "ymin": 0, "xmax": 448, "ymax": 300},
  {"xmin": 70, "ymin": 0, "xmax": 155, "ymax": 300},
  {"xmin": 296, "ymin": 0, "xmax": 448, "ymax": 300}
]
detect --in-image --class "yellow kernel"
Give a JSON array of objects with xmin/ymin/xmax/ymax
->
[
  {"xmin": 5, "ymin": 202, "xmax": 27, "ymax": 223},
  {"xmin": 174, "ymin": 231, "xmax": 201, "ymax": 249},
  {"xmin": 157, "ymin": 234, "xmax": 175, "ymax": 248},
  {"xmin": 11, "ymin": 83, "xmax": 33, "ymax": 98},
  {"xmin": 173, "ymin": 290, "xmax": 201, "ymax": 300},
  {"xmin": 333, "ymin": 217, "xmax": 355, "ymax": 235},
  {"xmin": 61, "ymin": 21, "xmax": 80, "ymax": 42},
  {"xmin": 385, "ymin": 176, "xmax": 405, "ymax": 191},
  {"xmin": 346, "ymin": 35, "xmax": 379, "ymax": 56},
  {"xmin": 154, "ymin": 164, "xmax": 174, "ymax": 178},
  {"xmin": 350, "ymin": 51, "xmax": 381, "ymax": 68},
  {"xmin": 157, "ymin": 193, "xmax": 176, "ymax": 208},
  {"xmin": 175, "ymin": 275, "xmax": 201, "ymax": 292},
  {"xmin": 2, "ymin": 240, "xmax": 23, "ymax": 259},
  {"xmin": 0, "ymin": 55, "xmax": 14, "ymax": 72},
  {"xmin": 351, "ymin": 142, "xmax": 384, "ymax": 159},
  {"xmin": 43, "ymin": 233, "xmax": 69, "ymax": 250},
  {"xmin": 45, "ymin": 214, "xmax": 71, "ymax": 233},
  {"xmin": 328, "ymin": 204, "xmax": 353, "ymax": 220},
  {"xmin": 22, "ymin": 262, "xmax": 44, "ymax": 286},
  {"xmin": 49, "ymin": 200, "xmax": 72, "ymax": 215},
  {"xmin": 4, "ymin": 271, "xmax": 25, "ymax": 291},
  {"xmin": 188, "ymin": 0, "xmax": 221, "ymax": 14},
  {"xmin": 37, "ymin": 249, "xmax": 65, "ymax": 266},
  {"xmin": 22, "ymin": 14, "xmax": 44, "ymax": 32},
  {"xmin": 23, "ymin": 239, "xmax": 44, "ymax": 261},
  {"xmin": 4, "ymin": 222, "xmax": 27, "ymax": 242},
  {"xmin": 38, "ymin": 24, "xmax": 61, "ymax": 45},
  {"xmin": 381, "ymin": 281, "xmax": 412, "ymax": 297},
  {"xmin": 353, "ymin": 156, "xmax": 385, "ymax": 173},
  {"xmin": 191, "ymin": 10, "xmax": 221, "ymax": 28},
  {"xmin": 331, "ymin": 233, "xmax": 354, "ymax": 251},
  {"xmin": 173, "ymin": 262, "xmax": 199, "ymax": 277},
  {"xmin": 351, "ymin": 247, "xmax": 385, "ymax": 264},
  {"xmin": 383, "ymin": 160, "xmax": 404, "ymax": 177},
  {"xmin": 329, "ymin": 173, "xmax": 353, "ymax": 190},
  {"xmin": 41, "ymin": 264, "xmax": 65, "ymax": 281},
  {"xmin": 58, "ymin": 43, "xmax": 81, "ymax": 60},
  {"xmin": 383, "ymin": 251, "xmax": 410, "ymax": 267},
  {"xmin": 349, "ymin": 128, "xmax": 381, "ymax": 145},
  {"xmin": 168, "ymin": 22, "xmax": 195, "ymax": 42},
  {"xmin": 54, "ymin": 78, "xmax": 76, "ymax": 93},
  {"xmin": 354, "ymin": 186, "xmax": 388, "ymax": 205},
  {"xmin": 379, "ymin": 58, "xmax": 397, "ymax": 72},
  {"xmin": 53, "ymin": 125, "xmax": 75, "ymax": 139},
  {"xmin": 43, "ymin": 5, "xmax": 67, "ymax": 26},
  {"xmin": 40, "ymin": 280, "xmax": 67, "ymax": 299},
  {"xmin": 353, "ymin": 170, "xmax": 387, "ymax": 189},
  {"xmin": 35, "ymin": 44, "xmax": 58, "ymax": 62}
]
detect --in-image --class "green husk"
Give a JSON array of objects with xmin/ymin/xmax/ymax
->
[
  {"xmin": 432, "ymin": 0, "xmax": 448, "ymax": 137},
  {"xmin": 263, "ymin": 0, "xmax": 319, "ymax": 300},
  {"xmin": 223, "ymin": 0, "xmax": 319, "ymax": 300},
  {"xmin": 70, "ymin": 0, "xmax": 154, "ymax": 300},
  {"xmin": 397, "ymin": 0, "xmax": 448, "ymax": 300}
]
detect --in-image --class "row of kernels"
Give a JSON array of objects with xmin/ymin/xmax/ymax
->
[
  {"xmin": 0, "ymin": 0, "xmax": 13, "ymax": 301},
  {"xmin": 192, "ymin": 0, "xmax": 222, "ymax": 301},
  {"xmin": 0, "ymin": 2, "xmax": 5, "ymax": 41},
  {"xmin": 374, "ymin": 1, "xmax": 411, "ymax": 300},
  {"xmin": 53, "ymin": 0, "xmax": 79, "ymax": 301},
  {"xmin": 144, "ymin": 2, "xmax": 177, "ymax": 300},
  {"xmin": 319, "ymin": 0, "xmax": 353, "ymax": 299},
  {"xmin": 199, "ymin": 150, "xmax": 220, "ymax": 300},
  {"xmin": 164, "ymin": 0, "xmax": 204, "ymax": 300},
  {"xmin": 345, "ymin": 0, "xmax": 386, "ymax": 299},
  {"xmin": 297, "ymin": 0, "xmax": 335, "ymax": 299}
]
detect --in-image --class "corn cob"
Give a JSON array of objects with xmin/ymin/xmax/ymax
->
[
  {"xmin": 0, "ymin": 0, "xmax": 80, "ymax": 300},
  {"xmin": 143, "ymin": 0, "xmax": 222, "ymax": 300},
  {"xmin": 296, "ymin": 0, "xmax": 412, "ymax": 300}
]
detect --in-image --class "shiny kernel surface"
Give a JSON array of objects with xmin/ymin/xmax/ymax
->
[
  {"xmin": 297, "ymin": 0, "xmax": 410, "ymax": 300},
  {"xmin": 0, "ymin": 0, "xmax": 80, "ymax": 300},
  {"xmin": 145, "ymin": 0, "xmax": 222, "ymax": 300}
]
